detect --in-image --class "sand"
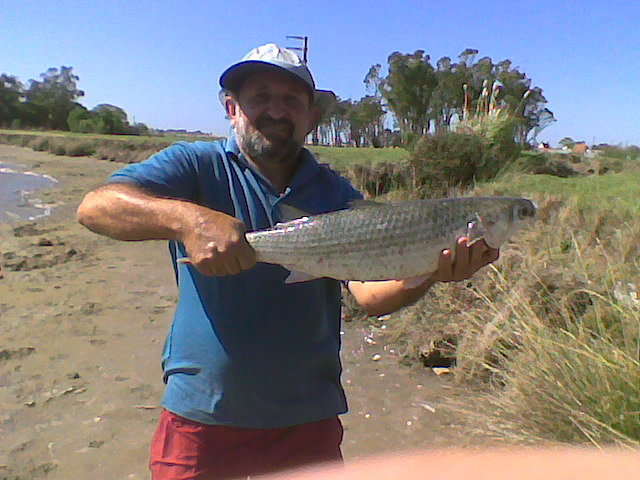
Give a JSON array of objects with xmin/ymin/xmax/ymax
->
[{"xmin": 0, "ymin": 144, "xmax": 488, "ymax": 480}]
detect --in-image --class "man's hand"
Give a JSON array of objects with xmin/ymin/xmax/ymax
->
[
  {"xmin": 77, "ymin": 183, "xmax": 257, "ymax": 278},
  {"xmin": 399, "ymin": 236, "xmax": 499, "ymax": 289},
  {"xmin": 180, "ymin": 209, "xmax": 257, "ymax": 277},
  {"xmin": 428, "ymin": 236, "xmax": 500, "ymax": 283},
  {"xmin": 348, "ymin": 237, "xmax": 500, "ymax": 317}
]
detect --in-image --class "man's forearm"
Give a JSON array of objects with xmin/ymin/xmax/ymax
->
[
  {"xmin": 347, "ymin": 238, "xmax": 500, "ymax": 317},
  {"xmin": 77, "ymin": 183, "xmax": 196, "ymax": 242},
  {"xmin": 347, "ymin": 277, "xmax": 437, "ymax": 317}
]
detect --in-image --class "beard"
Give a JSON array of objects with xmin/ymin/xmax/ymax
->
[{"xmin": 237, "ymin": 115, "xmax": 303, "ymax": 164}]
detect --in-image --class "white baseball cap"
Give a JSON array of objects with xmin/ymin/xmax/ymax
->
[
  {"xmin": 219, "ymin": 43, "xmax": 337, "ymax": 119},
  {"xmin": 220, "ymin": 43, "xmax": 317, "ymax": 96}
]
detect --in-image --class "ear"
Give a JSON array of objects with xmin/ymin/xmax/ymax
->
[{"xmin": 226, "ymin": 96, "xmax": 243, "ymax": 128}]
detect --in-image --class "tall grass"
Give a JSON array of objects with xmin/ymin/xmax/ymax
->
[
  {"xmin": 383, "ymin": 168, "xmax": 640, "ymax": 446},
  {"xmin": 0, "ymin": 129, "xmax": 222, "ymax": 163}
]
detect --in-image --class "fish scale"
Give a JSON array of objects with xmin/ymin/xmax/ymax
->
[{"xmin": 245, "ymin": 196, "xmax": 537, "ymax": 282}]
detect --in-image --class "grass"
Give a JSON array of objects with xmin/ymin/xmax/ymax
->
[
  {"xmin": 0, "ymin": 128, "xmax": 222, "ymax": 164},
  {"xmin": 308, "ymin": 145, "xmax": 409, "ymax": 169},
  {"xmin": 377, "ymin": 163, "xmax": 640, "ymax": 447},
  {"xmin": 0, "ymin": 129, "xmax": 409, "ymax": 172},
  {"xmin": 0, "ymin": 128, "xmax": 217, "ymax": 144}
]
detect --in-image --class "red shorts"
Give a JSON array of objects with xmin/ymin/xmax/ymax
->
[{"xmin": 150, "ymin": 409, "xmax": 344, "ymax": 480}]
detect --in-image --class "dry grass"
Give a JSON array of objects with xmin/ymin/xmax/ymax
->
[{"xmin": 375, "ymin": 170, "xmax": 640, "ymax": 447}]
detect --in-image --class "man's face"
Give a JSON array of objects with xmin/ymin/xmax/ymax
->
[{"xmin": 227, "ymin": 71, "xmax": 318, "ymax": 165}]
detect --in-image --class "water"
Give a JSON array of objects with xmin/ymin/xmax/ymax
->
[{"xmin": 0, "ymin": 162, "xmax": 58, "ymax": 223}]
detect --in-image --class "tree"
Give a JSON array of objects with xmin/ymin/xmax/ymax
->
[
  {"xmin": 431, "ymin": 57, "xmax": 467, "ymax": 133},
  {"xmin": 26, "ymin": 66, "xmax": 84, "ymax": 130},
  {"xmin": 67, "ymin": 105, "xmax": 95, "ymax": 133},
  {"xmin": 367, "ymin": 49, "xmax": 554, "ymax": 146},
  {"xmin": 0, "ymin": 74, "xmax": 26, "ymax": 128},
  {"xmin": 559, "ymin": 137, "xmax": 576, "ymax": 149},
  {"xmin": 91, "ymin": 104, "xmax": 129, "ymax": 134},
  {"xmin": 314, "ymin": 98, "xmax": 353, "ymax": 146},
  {"xmin": 380, "ymin": 50, "xmax": 438, "ymax": 138},
  {"xmin": 349, "ymin": 96, "xmax": 385, "ymax": 147}
]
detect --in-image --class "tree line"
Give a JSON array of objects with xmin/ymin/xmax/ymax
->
[
  {"xmin": 0, "ymin": 66, "xmax": 147, "ymax": 135},
  {"xmin": 2, "ymin": 49, "xmax": 554, "ymax": 146},
  {"xmin": 313, "ymin": 48, "xmax": 555, "ymax": 148}
]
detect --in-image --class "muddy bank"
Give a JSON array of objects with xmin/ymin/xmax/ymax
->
[{"xmin": 0, "ymin": 145, "xmax": 493, "ymax": 480}]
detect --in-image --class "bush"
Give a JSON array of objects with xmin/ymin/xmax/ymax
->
[
  {"xmin": 32, "ymin": 138, "xmax": 50, "ymax": 152},
  {"xmin": 51, "ymin": 144, "xmax": 67, "ymax": 155},
  {"xmin": 508, "ymin": 152, "xmax": 578, "ymax": 177},
  {"xmin": 65, "ymin": 142, "xmax": 96, "ymax": 156},
  {"xmin": 410, "ymin": 131, "xmax": 488, "ymax": 196}
]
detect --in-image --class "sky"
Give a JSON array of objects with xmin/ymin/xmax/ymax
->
[{"xmin": 2, "ymin": 0, "xmax": 639, "ymax": 146}]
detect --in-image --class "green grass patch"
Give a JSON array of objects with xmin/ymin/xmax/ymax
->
[
  {"xmin": 0, "ymin": 129, "xmax": 409, "ymax": 170},
  {"xmin": 0, "ymin": 128, "xmax": 219, "ymax": 145},
  {"xmin": 308, "ymin": 145, "xmax": 409, "ymax": 169},
  {"xmin": 477, "ymin": 169, "xmax": 640, "ymax": 221}
]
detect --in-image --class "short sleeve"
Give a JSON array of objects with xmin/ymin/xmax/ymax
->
[{"xmin": 108, "ymin": 142, "xmax": 201, "ymax": 201}]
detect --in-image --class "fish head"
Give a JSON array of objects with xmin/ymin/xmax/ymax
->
[{"xmin": 479, "ymin": 198, "xmax": 537, "ymax": 248}]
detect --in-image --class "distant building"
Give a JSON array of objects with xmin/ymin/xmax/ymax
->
[{"xmin": 572, "ymin": 142, "xmax": 589, "ymax": 155}]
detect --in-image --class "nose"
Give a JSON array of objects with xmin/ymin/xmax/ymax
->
[{"xmin": 265, "ymin": 97, "xmax": 288, "ymax": 119}]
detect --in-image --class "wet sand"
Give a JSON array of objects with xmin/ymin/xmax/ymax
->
[{"xmin": 0, "ymin": 144, "xmax": 492, "ymax": 479}]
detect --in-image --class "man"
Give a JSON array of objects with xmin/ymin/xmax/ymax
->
[{"xmin": 77, "ymin": 44, "xmax": 498, "ymax": 480}]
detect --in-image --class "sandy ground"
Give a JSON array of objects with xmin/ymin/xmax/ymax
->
[{"xmin": 0, "ymin": 144, "xmax": 492, "ymax": 480}]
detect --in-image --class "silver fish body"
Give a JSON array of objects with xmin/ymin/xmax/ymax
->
[{"xmin": 246, "ymin": 196, "xmax": 536, "ymax": 283}]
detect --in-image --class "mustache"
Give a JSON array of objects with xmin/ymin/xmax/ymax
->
[{"xmin": 256, "ymin": 115, "xmax": 294, "ymax": 134}]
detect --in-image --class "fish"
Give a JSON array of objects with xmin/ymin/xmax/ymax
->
[{"xmin": 177, "ymin": 196, "xmax": 536, "ymax": 284}]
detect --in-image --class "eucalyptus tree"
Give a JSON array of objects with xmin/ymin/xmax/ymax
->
[
  {"xmin": 26, "ymin": 66, "xmax": 84, "ymax": 130},
  {"xmin": 366, "ymin": 48, "xmax": 554, "ymax": 145},
  {"xmin": 349, "ymin": 96, "xmax": 385, "ymax": 147},
  {"xmin": 380, "ymin": 50, "xmax": 438, "ymax": 137},
  {"xmin": 0, "ymin": 74, "xmax": 25, "ymax": 127}
]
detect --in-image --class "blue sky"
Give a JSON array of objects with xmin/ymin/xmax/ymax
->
[{"xmin": 2, "ymin": 0, "xmax": 639, "ymax": 146}]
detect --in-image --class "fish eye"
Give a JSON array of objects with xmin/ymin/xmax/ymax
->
[{"xmin": 516, "ymin": 203, "xmax": 536, "ymax": 220}]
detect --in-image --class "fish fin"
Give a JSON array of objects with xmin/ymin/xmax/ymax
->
[
  {"xmin": 279, "ymin": 204, "xmax": 311, "ymax": 222},
  {"xmin": 348, "ymin": 199, "xmax": 384, "ymax": 209},
  {"xmin": 284, "ymin": 269, "xmax": 321, "ymax": 284}
]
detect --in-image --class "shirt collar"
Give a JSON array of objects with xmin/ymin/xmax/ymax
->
[{"xmin": 224, "ymin": 132, "xmax": 320, "ymax": 192}]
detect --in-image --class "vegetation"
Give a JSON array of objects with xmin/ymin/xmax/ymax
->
[
  {"xmin": 368, "ymin": 157, "xmax": 640, "ymax": 447},
  {"xmin": 365, "ymin": 48, "xmax": 554, "ymax": 144},
  {"xmin": 313, "ymin": 48, "xmax": 554, "ymax": 149},
  {"xmin": 0, "ymin": 67, "xmax": 147, "ymax": 134},
  {"xmin": 0, "ymin": 129, "xmax": 406, "ymax": 165},
  {"xmin": 0, "ymin": 129, "xmax": 222, "ymax": 163}
]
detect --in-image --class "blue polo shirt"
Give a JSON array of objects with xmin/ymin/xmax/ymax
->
[{"xmin": 108, "ymin": 136, "xmax": 362, "ymax": 428}]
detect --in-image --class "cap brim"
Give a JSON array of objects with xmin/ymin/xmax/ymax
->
[
  {"xmin": 220, "ymin": 61, "xmax": 315, "ymax": 97},
  {"xmin": 313, "ymin": 90, "xmax": 337, "ymax": 120}
]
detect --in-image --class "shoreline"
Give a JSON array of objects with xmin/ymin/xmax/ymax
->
[{"xmin": 0, "ymin": 161, "xmax": 59, "ymax": 224}]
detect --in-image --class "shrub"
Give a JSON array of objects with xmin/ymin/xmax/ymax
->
[
  {"xmin": 32, "ymin": 137, "xmax": 50, "ymax": 152},
  {"xmin": 65, "ymin": 142, "xmax": 96, "ymax": 157},
  {"xmin": 51, "ymin": 143, "xmax": 67, "ymax": 155},
  {"xmin": 409, "ymin": 131, "xmax": 488, "ymax": 196},
  {"xmin": 507, "ymin": 152, "xmax": 578, "ymax": 177}
]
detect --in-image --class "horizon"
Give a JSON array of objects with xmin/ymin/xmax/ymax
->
[{"xmin": 3, "ymin": 0, "xmax": 639, "ymax": 147}]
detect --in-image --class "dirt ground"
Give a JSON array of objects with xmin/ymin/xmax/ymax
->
[{"xmin": 0, "ymin": 144, "xmax": 494, "ymax": 480}]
